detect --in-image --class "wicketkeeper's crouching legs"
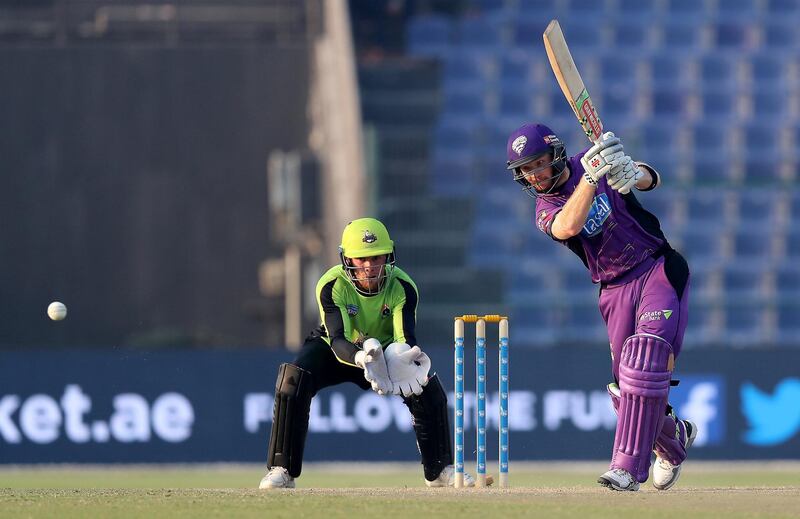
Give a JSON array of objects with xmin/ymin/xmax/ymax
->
[
  {"xmin": 267, "ymin": 363, "xmax": 314, "ymax": 479},
  {"xmin": 402, "ymin": 374, "xmax": 454, "ymax": 482}
]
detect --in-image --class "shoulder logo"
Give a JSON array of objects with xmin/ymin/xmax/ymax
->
[
  {"xmin": 346, "ymin": 304, "xmax": 359, "ymax": 316},
  {"xmin": 362, "ymin": 230, "xmax": 377, "ymax": 244},
  {"xmin": 512, "ymin": 136, "xmax": 527, "ymax": 156},
  {"xmin": 536, "ymin": 210, "xmax": 548, "ymax": 232}
]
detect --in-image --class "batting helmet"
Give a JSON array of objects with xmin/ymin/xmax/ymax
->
[{"xmin": 506, "ymin": 123, "xmax": 567, "ymax": 196}]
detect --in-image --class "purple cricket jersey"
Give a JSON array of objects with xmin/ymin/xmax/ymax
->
[{"xmin": 534, "ymin": 150, "xmax": 669, "ymax": 284}]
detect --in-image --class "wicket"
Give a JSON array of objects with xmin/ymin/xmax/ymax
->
[{"xmin": 454, "ymin": 314, "xmax": 509, "ymax": 488}]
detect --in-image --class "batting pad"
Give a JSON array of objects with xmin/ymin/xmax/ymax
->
[
  {"xmin": 612, "ymin": 334, "xmax": 674, "ymax": 482},
  {"xmin": 268, "ymin": 363, "xmax": 313, "ymax": 478}
]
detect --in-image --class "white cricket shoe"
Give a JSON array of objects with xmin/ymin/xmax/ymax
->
[
  {"xmin": 258, "ymin": 467, "xmax": 295, "ymax": 489},
  {"xmin": 653, "ymin": 420, "xmax": 698, "ymax": 490},
  {"xmin": 425, "ymin": 465, "xmax": 494, "ymax": 487},
  {"xmin": 597, "ymin": 468, "xmax": 640, "ymax": 491}
]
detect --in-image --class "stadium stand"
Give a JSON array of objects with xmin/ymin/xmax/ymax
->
[{"xmin": 388, "ymin": 0, "xmax": 800, "ymax": 348}]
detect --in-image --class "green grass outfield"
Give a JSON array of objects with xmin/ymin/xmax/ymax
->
[{"xmin": 1, "ymin": 462, "xmax": 799, "ymax": 519}]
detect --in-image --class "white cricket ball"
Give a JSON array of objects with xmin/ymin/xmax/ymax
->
[{"xmin": 47, "ymin": 301, "xmax": 67, "ymax": 321}]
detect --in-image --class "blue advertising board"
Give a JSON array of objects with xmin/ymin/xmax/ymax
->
[{"xmin": 0, "ymin": 348, "xmax": 798, "ymax": 463}]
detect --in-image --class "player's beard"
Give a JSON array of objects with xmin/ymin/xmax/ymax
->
[{"xmin": 532, "ymin": 176, "xmax": 555, "ymax": 193}]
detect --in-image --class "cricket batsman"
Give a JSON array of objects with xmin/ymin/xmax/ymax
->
[
  {"xmin": 505, "ymin": 124, "xmax": 697, "ymax": 491},
  {"xmin": 259, "ymin": 217, "xmax": 481, "ymax": 488}
]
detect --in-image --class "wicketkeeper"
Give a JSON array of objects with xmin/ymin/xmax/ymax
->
[
  {"xmin": 505, "ymin": 124, "xmax": 697, "ymax": 491},
  {"xmin": 259, "ymin": 217, "xmax": 482, "ymax": 489}
]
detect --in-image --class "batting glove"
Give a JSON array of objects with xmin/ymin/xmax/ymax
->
[
  {"xmin": 606, "ymin": 155, "xmax": 644, "ymax": 195},
  {"xmin": 580, "ymin": 132, "xmax": 625, "ymax": 186}
]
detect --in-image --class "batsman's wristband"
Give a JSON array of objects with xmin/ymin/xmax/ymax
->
[{"xmin": 635, "ymin": 162, "xmax": 660, "ymax": 192}]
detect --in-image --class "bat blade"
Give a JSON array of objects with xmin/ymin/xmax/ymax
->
[{"xmin": 543, "ymin": 20, "xmax": 603, "ymax": 143}]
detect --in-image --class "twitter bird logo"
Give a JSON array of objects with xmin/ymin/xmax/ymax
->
[{"xmin": 741, "ymin": 378, "xmax": 800, "ymax": 446}]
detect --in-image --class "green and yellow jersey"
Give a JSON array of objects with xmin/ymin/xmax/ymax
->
[{"xmin": 312, "ymin": 265, "xmax": 418, "ymax": 366}]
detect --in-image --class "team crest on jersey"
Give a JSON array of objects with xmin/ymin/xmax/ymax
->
[
  {"xmin": 346, "ymin": 304, "xmax": 359, "ymax": 316},
  {"xmin": 581, "ymin": 193, "xmax": 612, "ymax": 237},
  {"xmin": 512, "ymin": 136, "xmax": 527, "ymax": 155},
  {"xmin": 362, "ymin": 230, "xmax": 377, "ymax": 243},
  {"xmin": 381, "ymin": 304, "xmax": 391, "ymax": 318}
]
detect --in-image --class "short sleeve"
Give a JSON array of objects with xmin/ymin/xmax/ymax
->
[{"xmin": 535, "ymin": 205, "xmax": 563, "ymax": 240}]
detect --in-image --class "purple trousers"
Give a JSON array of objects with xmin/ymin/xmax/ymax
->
[{"xmin": 598, "ymin": 253, "xmax": 691, "ymax": 481}]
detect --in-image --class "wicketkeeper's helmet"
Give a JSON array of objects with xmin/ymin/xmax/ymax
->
[{"xmin": 339, "ymin": 217, "xmax": 396, "ymax": 295}]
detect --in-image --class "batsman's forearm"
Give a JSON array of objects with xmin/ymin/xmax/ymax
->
[
  {"xmin": 634, "ymin": 162, "xmax": 660, "ymax": 191},
  {"xmin": 551, "ymin": 180, "xmax": 597, "ymax": 239}
]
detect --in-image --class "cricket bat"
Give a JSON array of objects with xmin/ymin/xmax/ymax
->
[{"xmin": 543, "ymin": 20, "xmax": 603, "ymax": 144}]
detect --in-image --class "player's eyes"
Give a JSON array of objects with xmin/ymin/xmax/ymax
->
[{"xmin": 524, "ymin": 162, "xmax": 548, "ymax": 175}]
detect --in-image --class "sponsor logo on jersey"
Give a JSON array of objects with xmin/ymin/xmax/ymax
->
[
  {"xmin": 639, "ymin": 309, "xmax": 673, "ymax": 321},
  {"xmin": 512, "ymin": 136, "xmax": 527, "ymax": 155},
  {"xmin": 381, "ymin": 304, "xmax": 391, "ymax": 318},
  {"xmin": 346, "ymin": 304, "xmax": 359, "ymax": 316},
  {"xmin": 581, "ymin": 193, "xmax": 612, "ymax": 237},
  {"xmin": 362, "ymin": 230, "xmax": 377, "ymax": 244}
]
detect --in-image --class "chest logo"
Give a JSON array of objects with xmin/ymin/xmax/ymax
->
[
  {"xmin": 346, "ymin": 304, "xmax": 359, "ymax": 316},
  {"xmin": 381, "ymin": 304, "xmax": 391, "ymax": 318},
  {"xmin": 582, "ymin": 193, "xmax": 612, "ymax": 237}
]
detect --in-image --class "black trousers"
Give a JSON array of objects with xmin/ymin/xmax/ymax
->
[{"xmin": 292, "ymin": 336, "xmax": 371, "ymax": 394}]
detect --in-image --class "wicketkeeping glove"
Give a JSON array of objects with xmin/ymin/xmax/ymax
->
[
  {"xmin": 354, "ymin": 338, "xmax": 394, "ymax": 396},
  {"xmin": 580, "ymin": 132, "xmax": 625, "ymax": 186},
  {"xmin": 384, "ymin": 342, "xmax": 431, "ymax": 397}
]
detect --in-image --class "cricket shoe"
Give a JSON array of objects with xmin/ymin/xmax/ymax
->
[
  {"xmin": 258, "ymin": 467, "xmax": 295, "ymax": 489},
  {"xmin": 653, "ymin": 419, "xmax": 698, "ymax": 490},
  {"xmin": 425, "ymin": 465, "xmax": 494, "ymax": 488},
  {"xmin": 597, "ymin": 468, "xmax": 640, "ymax": 491}
]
